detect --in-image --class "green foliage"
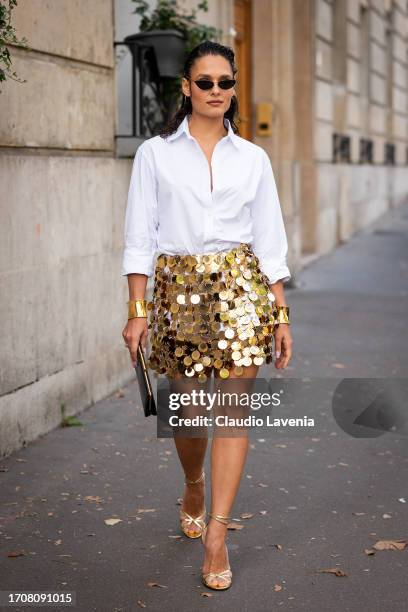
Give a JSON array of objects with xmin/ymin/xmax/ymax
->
[
  {"xmin": 60, "ymin": 402, "xmax": 83, "ymax": 428},
  {"xmin": 0, "ymin": 0, "xmax": 28, "ymax": 88},
  {"xmin": 131, "ymin": 0, "xmax": 222, "ymax": 55}
]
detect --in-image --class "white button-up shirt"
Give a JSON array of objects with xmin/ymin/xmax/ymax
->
[{"xmin": 121, "ymin": 113, "xmax": 291, "ymax": 284}]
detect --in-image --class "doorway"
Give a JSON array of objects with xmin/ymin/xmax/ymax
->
[{"xmin": 234, "ymin": 0, "xmax": 252, "ymax": 141}]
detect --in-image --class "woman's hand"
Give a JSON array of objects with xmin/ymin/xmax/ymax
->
[
  {"xmin": 273, "ymin": 323, "xmax": 293, "ymax": 369},
  {"xmin": 122, "ymin": 317, "xmax": 149, "ymax": 367}
]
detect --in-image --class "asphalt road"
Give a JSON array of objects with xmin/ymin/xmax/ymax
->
[{"xmin": 1, "ymin": 202, "xmax": 408, "ymax": 612}]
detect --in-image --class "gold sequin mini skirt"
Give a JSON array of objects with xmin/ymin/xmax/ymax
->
[{"xmin": 146, "ymin": 242, "xmax": 278, "ymax": 381}]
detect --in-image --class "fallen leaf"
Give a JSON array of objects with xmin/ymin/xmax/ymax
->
[
  {"xmin": 227, "ymin": 522, "xmax": 244, "ymax": 530},
  {"xmin": 317, "ymin": 568, "xmax": 348, "ymax": 577},
  {"xmin": 104, "ymin": 518, "xmax": 123, "ymax": 526},
  {"xmin": 274, "ymin": 584, "xmax": 282, "ymax": 591},
  {"xmin": 84, "ymin": 496, "xmax": 103, "ymax": 503},
  {"xmin": 147, "ymin": 582, "xmax": 167, "ymax": 588},
  {"xmin": 7, "ymin": 550, "xmax": 26, "ymax": 557},
  {"xmin": 240, "ymin": 512, "xmax": 254, "ymax": 519},
  {"xmin": 258, "ymin": 483, "xmax": 268, "ymax": 488},
  {"xmin": 136, "ymin": 600, "xmax": 146, "ymax": 608},
  {"xmin": 364, "ymin": 548, "xmax": 376, "ymax": 555},
  {"xmin": 331, "ymin": 363, "xmax": 345, "ymax": 369},
  {"xmin": 372, "ymin": 539, "xmax": 406, "ymax": 551},
  {"xmin": 382, "ymin": 513, "xmax": 392, "ymax": 519}
]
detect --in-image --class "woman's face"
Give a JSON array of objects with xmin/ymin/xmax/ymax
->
[{"xmin": 182, "ymin": 54, "xmax": 236, "ymax": 119}]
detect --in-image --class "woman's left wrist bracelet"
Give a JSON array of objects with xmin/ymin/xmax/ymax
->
[
  {"xmin": 127, "ymin": 299, "xmax": 147, "ymax": 319},
  {"xmin": 275, "ymin": 305, "xmax": 290, "ymax": 325}
]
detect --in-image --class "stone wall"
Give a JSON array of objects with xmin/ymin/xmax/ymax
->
[
  {"xmin": 0, "ymin": 0, "xmax": 135, "ymax": 456},
  {"xmin": 314, "ymin": 0, "xmax": 408, "ymax": 254}
]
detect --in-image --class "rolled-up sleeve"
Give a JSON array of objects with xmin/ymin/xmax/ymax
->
[
  {"xmin": 121, "ymin": 144, "xmax": 158, "ymax": 277},
  {"xmin": 250, "ymin": 150, "xmax": 291, "ymax": 284}
]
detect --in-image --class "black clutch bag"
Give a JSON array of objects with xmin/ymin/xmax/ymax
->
[{"xmin": 134, "ymin": 345, "xmax": 157, "ymax": 417}]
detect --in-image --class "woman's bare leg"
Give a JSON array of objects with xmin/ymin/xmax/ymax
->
[
  {"xmin": 169, "ymin": 371, "xmax": 210, "ymax": 535},
  {"xmin": 202, "ymin": 364, "xmax": 259, "ymax": 587}
]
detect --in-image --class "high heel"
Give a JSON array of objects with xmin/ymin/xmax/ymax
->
[
  {"xmin": 179, "ymin": 470, "xmax": 206, "ymax": 538},
  {"xmin": 201, "ymin": 512, "xmax": 232, "ymax": 590}
]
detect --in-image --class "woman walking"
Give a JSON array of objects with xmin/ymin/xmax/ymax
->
[{"xmin": 122, "ymin": 41, "xmax": 292, "ymax": 591}]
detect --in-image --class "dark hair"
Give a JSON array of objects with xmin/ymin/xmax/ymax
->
[{"xmin": 159, "ymin": 40, "xmax": 240, "ymax": 139}]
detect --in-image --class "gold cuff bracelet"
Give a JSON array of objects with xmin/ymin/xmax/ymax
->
[
  {"xmin": 275, "ymin": 305, "xmax": 290, "ymax": 325},
  {"xmin": 128, "ymin": 299, "xmax": 147, "ymax": 319}
]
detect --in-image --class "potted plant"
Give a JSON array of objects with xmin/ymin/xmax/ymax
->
[{"xmin": 125, "ymin": 0, "xmax": 221, "ymax": 78}]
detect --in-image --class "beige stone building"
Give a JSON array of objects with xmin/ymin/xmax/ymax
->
[{"xmin": 1, "ymin": 0, "xmax": 407, "ymax": 456}]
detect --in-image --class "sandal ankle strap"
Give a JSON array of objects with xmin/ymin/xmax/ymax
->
[
  {"xmin": 208, "ymin": 512, "xmax": 230, "ymax": 526},
  {"xmin": 184, "ymin": 469, "xmax": 205, "ymax": 486}
]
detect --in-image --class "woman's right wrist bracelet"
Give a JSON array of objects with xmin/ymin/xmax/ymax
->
[{"xmin": 128, "ymin": 299, "xmax": 147, "ymax": 319}]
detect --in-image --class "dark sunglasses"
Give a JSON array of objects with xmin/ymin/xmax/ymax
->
[{"xmin": 185, "ymin": 77, "xmax": 236, "ymax": 91}]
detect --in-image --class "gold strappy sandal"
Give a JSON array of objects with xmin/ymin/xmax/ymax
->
[
  {"xmin": 179, "ymin": 470, "xmax": 206, "ymax": 539},
  {"xmin": 201, "ymin": 512, "xmax": 232, "ymax": 590}
]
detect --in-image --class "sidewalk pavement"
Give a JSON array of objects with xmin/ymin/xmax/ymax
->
[{"xmin": 1, "ymin": 202, "xmax": 408, "ymax": 612}]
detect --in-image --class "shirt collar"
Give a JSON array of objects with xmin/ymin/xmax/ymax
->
[{"xmin": 166, "ymin": 113, "xmax": 241, "ymax": 150}]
